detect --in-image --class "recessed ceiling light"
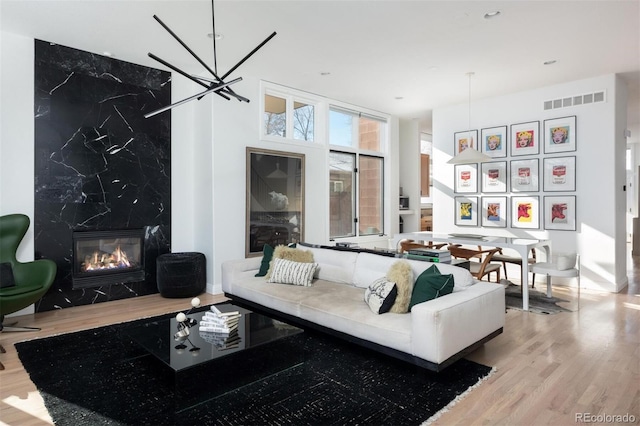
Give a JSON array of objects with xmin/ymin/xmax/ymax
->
[
  {"xmin": 426, "ymin": 66, "xmax": 438, "ymax": 72},
  {"xmin": 320, "ymin": 72, "xmax": 331, "ymax": 76},
  {"xmin": 544, "ymin": 60, "xmax": 557, "ymax": 65},
  {"xmin": 484, "ymin": 11, "xmax": 501, "ymax": 19},
  {"xmin": 207, "ymin": 33, "xmax": 224, "ymax": 40},
  {"xmin": 395, "ymin": 96, "xmax": 404, "ymax": 100}
]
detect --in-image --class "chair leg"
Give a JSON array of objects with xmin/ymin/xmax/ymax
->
[
  {"xmin": 546, "ymin": 274, "xmax": 553, "ymax": 298},
  {"xmin": 1, "ymin": 324, "xmax": 41, "ymax": 332},
  {"xmin": 532, "ymin": 273, "xmax": 536, "ymax": 288},
  {"xmin": 1, "ymin": 317, "xmax": 41, "ymax": 332},
  {"xmin": 502, "ymin": 262, "xmax": 508, "ymax": 280}
]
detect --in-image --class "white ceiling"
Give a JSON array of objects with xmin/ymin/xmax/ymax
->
[{"xmin": 2, "ymin": 0, "xmax": 639, "ymax": 131}]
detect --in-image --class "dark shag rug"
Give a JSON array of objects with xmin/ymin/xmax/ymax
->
[
  {"xmin": 504, "ymin": 283, "xmax": 573, "ymax": 314},
  {"xmin": 16, "ymin": 310, "xmax": 493, "ymax": 426}
]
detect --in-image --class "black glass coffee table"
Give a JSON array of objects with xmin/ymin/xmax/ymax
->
[{"xmin": 122, "ymin": 302, "xmax": 304, "ymax": 412}]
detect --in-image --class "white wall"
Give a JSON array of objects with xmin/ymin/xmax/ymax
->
[
  {"xmin": 0, "ymin": 32, "xmax": 35, "ymax": 262},
  {"xmin": 433, "ymin": 74, "xmax": 628, "ymax": 292},
  {"xmin": 398, "ymin": 119, "xmax": 420, "ymax": 233}
]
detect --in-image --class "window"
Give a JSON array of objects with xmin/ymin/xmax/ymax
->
[
  {"xmin": 358, "ymin": 155, "xmax": 383, "ymax": 235},
  {"xmin": 263, "ymin": 91, "xmax": 316, "ymax": 142},
  {"xmin": 293, "ymin": 101, "xmax": 314, "ymax": 141},
  {"xmin": 329, "ymin": 106, "xmax": 387, "ymax": 239},
  {"xmin": 329, "ymin": 152, "xmax": 355, "ymax": 237},
  {"xmin": 264, "ymin": 94, "xmax": 286, "ymax": 137}
]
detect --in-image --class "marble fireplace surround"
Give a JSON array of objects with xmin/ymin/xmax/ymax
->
[{"xmin": 33, "ymin": 40, "xmax": 172, "ymax": 312}]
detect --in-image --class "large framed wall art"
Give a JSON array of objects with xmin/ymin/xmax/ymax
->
[
  {"xmin": 455, "ymin": 196, "xmax": 478, "ymax": 227},
  {"xmin": 544, "ymin": 195, "xmax": 576, "ymax": 231},
  {"xmin": 246, "ymin": 147, "xmax": 305, "ymax": 257},
  {"xmin": 544, "ymin": 115, "xmax": 576, "ymax": 154},
  {"xmin": 543, "ymin": 156, "xmax": 576, "ymax": 192},
  {"xmin": 511, "ymin": 196, "xmax": 540, "ymax": 229}
]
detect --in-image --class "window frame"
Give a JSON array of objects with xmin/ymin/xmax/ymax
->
[
  {"xmin": 328, "ymin": 103, "xmax": 389, "ymax": 240},
  {"xmin": 261, "ymin": 83, "xmax": 322, "ymax": 144}
]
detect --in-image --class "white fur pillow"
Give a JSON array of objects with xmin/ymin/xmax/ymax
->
[{"xmin": 386, "ymin": 260, "xmax": 414, "ymax": 313}]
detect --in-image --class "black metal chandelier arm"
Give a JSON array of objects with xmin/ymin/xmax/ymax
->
[
  {"xmin": 193, "ymin": 75, "xmax": 250, "ymax": 102},
  {"xmin": 148, "ymin": 53, "xmax": 210, "ymax": 89},
  {"xmin": 144, "ymin": 77, "xmax": 242, "ymax": 118},
  {"xmin": 153, "ymin": 14, "xmax": 223, "ymax": 82},
  {"xmin": 220, "ymin": 89, "xmax": 250, "ymax": 103},
  {"xmin": 221, "ymin": 31, "xmax": 277, "ymax": 81}
]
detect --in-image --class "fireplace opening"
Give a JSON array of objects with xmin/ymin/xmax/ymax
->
[{"xmin": 72, "ymin": 229, "xmax": 145, "ymax": 289}]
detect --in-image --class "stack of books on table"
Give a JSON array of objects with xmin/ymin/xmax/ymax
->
[
  {"xmin": 199, "ymin": 328, "xmax": 240, "ymax": 350},
  {"xmin": 199, "ymin": 306, "xmax": 242, "ymax": 349},
  {"xmin": 406, "ymin": 248, "xmax": 452, "ymax": 263}
]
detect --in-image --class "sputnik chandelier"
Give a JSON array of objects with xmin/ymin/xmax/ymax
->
[{"xmin": 144, "ymin": 0, "xmax": 276, "ymax": 118}]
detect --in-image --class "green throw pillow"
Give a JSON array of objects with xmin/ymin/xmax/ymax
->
[
  {"xmin": 255, "ymin": 244, "xmax": 275, "ymax": 277},
  {"xmin": 255, "ymin": 243, "xmax": 297, "ymax": 277},
  {"xmin": 408, "ymin": 266, "xmax": 454, "ymax": 311}
]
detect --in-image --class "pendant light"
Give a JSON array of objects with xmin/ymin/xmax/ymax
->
[{"xmin": 447, "ymin": 72, "xmax": 491, "ymax": 164}]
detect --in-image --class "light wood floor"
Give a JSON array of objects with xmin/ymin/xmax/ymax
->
[{"xmin": 1, "ymin": 259, "xmax": 638, "ymax": 425}]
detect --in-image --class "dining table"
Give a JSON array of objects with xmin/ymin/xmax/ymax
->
[{"xmin": 393, "ymin": 231, "xmax": 552, "ymax": 311}]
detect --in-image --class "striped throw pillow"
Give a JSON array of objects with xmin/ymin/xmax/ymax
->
[{"xmin": 267, "ymin": 258, "xmax": 318, "ymax": 286}]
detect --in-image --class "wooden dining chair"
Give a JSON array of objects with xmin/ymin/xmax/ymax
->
[
  {"xmin": 447, "ymin": 245, "xmax": 502, "ymax": 283},
  {"xmin": 491, "ymin": 248, "xmax": 537, "ymax": 287}
]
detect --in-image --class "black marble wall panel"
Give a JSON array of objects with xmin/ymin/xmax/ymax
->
[{"xmin": 33, "ymin": 40, "xmax": 172, "ymax": 311}]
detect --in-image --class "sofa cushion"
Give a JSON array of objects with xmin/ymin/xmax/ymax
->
[
  {"xmin": 364, "ymin": 277, "xmax": 397, "ymax": 314},
  {"xmin": 267, "ymin": 258, "xmax": 318, "ymax": 286},
  {"xmin": 303, "ymin": 245, "xmax": 358, "ymax": 285},
  {"xmin": 265, "ymin": 245, "xmax": 314, "ymax": 279},
  {"xmin": 387, "ymin": 260, "xmax": 414, "ymax": 314},
  {"xmin": 408, "ymin": 265, "xmax": 454, "ymax": 311}
]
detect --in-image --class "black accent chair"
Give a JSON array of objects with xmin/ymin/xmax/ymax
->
[{"xmin": 0, "ymin": 214, "xmax": 56, "ymax": 332}]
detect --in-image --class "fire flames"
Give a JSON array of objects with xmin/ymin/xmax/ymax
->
[{"xmin": 81, "ymin": 245, "xmax": 132, "ymax": 272}]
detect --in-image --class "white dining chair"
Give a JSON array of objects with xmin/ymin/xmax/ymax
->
[{"xmin": 531, "ymin": 252, "xmax": 580, "ymax": 310}]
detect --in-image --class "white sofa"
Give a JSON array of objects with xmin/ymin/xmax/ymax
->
[{"xmin": 221, "ymin": 245, "xmax": 505, "ymax": 371}]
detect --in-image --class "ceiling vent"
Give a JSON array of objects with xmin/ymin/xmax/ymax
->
[{"xmin": 543, "ymin": 90, "xmax": 606, "ymax": 110}]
